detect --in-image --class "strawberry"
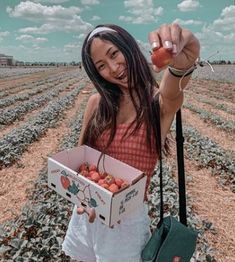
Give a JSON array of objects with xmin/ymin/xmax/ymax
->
[
  {"xmin": 108, "ymin": 183, "xmax": 119, "ymax": 193},
  {"xmin": 115, "ymin": 178, "xmax": 124, "ymax": 188},
  {"xmin": 89, "ymin": 164, "xmax": 97, "ymax": 172},
  {"xmin": 80, "ymin": 169, "xmax": 89, "ymax": 177},
  {"xmin": 120, "ymin": 181, "xmax": 129, "ymax": 188},
  {"xmin": 151, "ymin": 47, "xmax": 172, "ymax": 68},
  {"xmin": 100, "ymin": 183, "xmax": 109, "ymax": 189},
  {"xmin": 78, "ymin": 162, "xmax": 89, "ymax": 172},
  {"xmin": 98, "ymin": 179, "xmax": 105, "ymax": 186},
  {"xmin": 90, "ymin": 171, "xmax": 101, "ymax": 182}
]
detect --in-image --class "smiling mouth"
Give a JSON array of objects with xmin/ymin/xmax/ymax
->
[{"xmin": 116, "ymin": 70, "xmax": 127, "ymax": 80}]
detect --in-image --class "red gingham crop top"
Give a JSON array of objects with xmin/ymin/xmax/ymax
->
[{"xmin": 94, "ymin": 122, "xmax": 159, "ymax": 196}]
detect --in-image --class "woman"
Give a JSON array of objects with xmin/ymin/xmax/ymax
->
[{"xmin": 62, "ymin": 23, "xmax": 200, "ymax": 262}]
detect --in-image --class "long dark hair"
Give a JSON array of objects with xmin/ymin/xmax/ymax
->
[{"xmin": 81, "ymin": 24, "xmax": 170, "ymax": 157}]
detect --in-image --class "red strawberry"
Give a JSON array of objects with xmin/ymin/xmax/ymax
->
[
  {"xmin": 91, "ymin": 171, "xmax": 101, "ymax": 182},
  {"xmin": 108, "ymin": 184, "xmax": 119, "ymax": 193}
]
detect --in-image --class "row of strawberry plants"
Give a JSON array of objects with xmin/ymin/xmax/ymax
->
[
  {"xmin": 0, "ymin": 82, "xmax": 55, "ymax": 109},
  {"xmin": 191, "ymin": 79, "xmax": 235, "ymax": 93},
  {"xmin": 0, "ymin": 67, "xmax": 56, "ymax": 79},
  {"xmin": 0, "ymin": 76, "xmax": 84, "ymax": 126},
  {"xmin": 0, "ymin": 70, "xmax": 61, "ymax": 93},
  {"xmin": 0, "ymin": 83, "xmax": 85, "ymax": 169},
  {"xmin": 184, "ymin": 103, "xmax": 235, "ymax": 133},
  {"xmin": 0, "ymin": 74, "xmax": 79, "ymax": 109},
  {"xmin": 182, "ymin": 124, "xmax": 235, "ymax": 192},
  {"xmin": 0, "ymin": 69, "xmax": 80, "ymax": 98},
  {"xmin": 189, "ymin": 85, "xmax": 234, "ymax": 103},
  {"xmin": 185, "ymin": 93, "xmax": 235, "ymax": 115}
]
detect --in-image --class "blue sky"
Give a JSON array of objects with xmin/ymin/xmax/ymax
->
[{"xmin": 0, "ymin": 0, "xmax": 234, "ymax": 63}]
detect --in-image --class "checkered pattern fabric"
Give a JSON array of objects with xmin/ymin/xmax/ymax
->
[{"xmin": 95, "ymin": 123, "xmax": 158, "ymax": 193}]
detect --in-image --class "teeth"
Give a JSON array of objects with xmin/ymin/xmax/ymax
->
[{"xmin": 117, "ymin": 71, "xmax": 125, "ymax": 79}]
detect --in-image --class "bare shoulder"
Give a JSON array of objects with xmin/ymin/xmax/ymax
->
[
  {"xmin": 85, "ymin": 93, "xmax": 100, "ymax": 117},
  {"xmin": 78, "ymin": 92, "xmax": 100, "ymax": 145},
  {"xmin": 88, "ymin": 93, "xmax": 100, "ymax": 106}
]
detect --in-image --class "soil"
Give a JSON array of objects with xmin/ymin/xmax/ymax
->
[{"xmin": 0, "ymin": 72, "xmax": 234, "ymax": 261}]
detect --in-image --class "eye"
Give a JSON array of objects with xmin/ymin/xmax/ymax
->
[
  {"xmin": 111, "ymin": 50, "xmax": 119, "ymax": 58},
  {"xmin": 97, "ymin": 64, "xmax": 105, "ymax": 71}
]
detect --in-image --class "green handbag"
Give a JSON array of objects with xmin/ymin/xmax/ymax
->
[
  {"xmin": 141, "ymin": 109, "xmax": 198, "ymax": 262},
  {"xmin": 141, "ymin": 216, "xmax": 198, "ymax": 262}
]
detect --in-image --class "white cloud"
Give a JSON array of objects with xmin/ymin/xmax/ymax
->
[
  {"xmin": 212, "ymin": 5, "xmax": 235, "ymax": 31},
  {"xmin": 195, "ymin": 6, "xmax": 235, "ymax": 60},
  {"xmin": 177, "ymin": 0, "xmax": 200, "ymax": 12},
  {"xmin": 7, "ymin": 1, "xmax": 81, "ymax": 21},
  {"xmin": 91, "ymin": 15, "xmax": 101, "ymax": 21},
  {"xmin": 16, "ymin": 34, "xmax": 48, "ymax": 43},
  {"xmin": 173, "ymin": 18, "xmax": 203, "ymax": 26},
  {"xmin": 63, "ymin": 43, "xmax": 81, "ymax": 53},
  {"xmin": 119, "ymin": 0, "xmax": 163, "ymax": 24},
  {"xmin": 19, "ymin": 24, "xmax": 56, "ymax": 35},
  {"xmin": 32, "ymin": 0, "xmax": 70, "ymax": 3},
  {"xmin": 0, "ymin": 31, "xmax": 10, "ymax": 37},
  {"xmin": 81, "ymin": 0, "xmax": 100, "ymax": 4},
  {"xmin": 0, "ymin": 31, "xmax": 10, "ymax": 42},
  {"xmin": 7, "ymin": 1, "xmax": 92, "ymax": 35}
]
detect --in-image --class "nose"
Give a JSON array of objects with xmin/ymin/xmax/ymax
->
[{"xmin": 108, "ymin": 61, "xmax": 119, "ymax": 75}]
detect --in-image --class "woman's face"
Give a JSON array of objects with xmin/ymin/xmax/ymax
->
[{"xmin": 90, "ymin": 38, "xmax": 128, "ymax": 89}]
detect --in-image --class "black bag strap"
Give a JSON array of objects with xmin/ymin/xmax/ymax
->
[
  {"xmin": 176, "ymin": 109, "xmax": 187, "ymax": 226},
  {"xmin": 157, "ymin": 108, "xmax": 187, "ymax": 227}
]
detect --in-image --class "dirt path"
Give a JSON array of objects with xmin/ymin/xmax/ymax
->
[
  {"xmin": 185, "ymin": 160, "xmax": 235, "ymax": 262},
  {"xmin": 0, "ymin": 84, "xmax": 92, "ymax": 224},
  {"xmin": 0, "ymin": 68, "xmax": 70, "ymax": 89},
  {"xmin": 0, "ymin": 81, "xmax": 82, "ymax": 139}
]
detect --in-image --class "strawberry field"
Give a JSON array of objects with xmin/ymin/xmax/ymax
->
[{"xmin": 0, "ymin": 65, "xmax": 234, "ymax": 262}]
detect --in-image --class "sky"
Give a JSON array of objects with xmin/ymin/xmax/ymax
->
[{"xmin": 0, "ymin": 0, "xmax": 235, "ymax": 63}]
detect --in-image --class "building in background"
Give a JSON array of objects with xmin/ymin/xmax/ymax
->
[{"xmin": 0, "ymin": 53, "xmax": 14, "ymax": 66}]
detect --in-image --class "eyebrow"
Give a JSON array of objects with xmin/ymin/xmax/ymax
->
[{"xmin": 94, "ymin": 46, "xmax": 113, "ymax": 65}]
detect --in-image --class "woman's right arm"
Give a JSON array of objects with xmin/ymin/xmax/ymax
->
[
  {"xmin": 78, "ymin": 93, "xmax": 100, "ymax": 146},
  {"xmin": 77, "ymin": 92, "xmax": 100, "ymax": 222}
]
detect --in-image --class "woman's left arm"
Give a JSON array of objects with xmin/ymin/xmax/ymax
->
[{"xmin": 149, "ymin": 23, "xmax": 200, "ymax": 138}]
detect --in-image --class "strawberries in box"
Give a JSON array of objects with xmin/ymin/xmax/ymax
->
[{"xmin": 48, "ymin": 145, "xmax": 147, "ymax": 227}]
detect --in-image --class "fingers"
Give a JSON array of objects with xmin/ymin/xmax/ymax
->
[
  {"xmin": 149, "ymin": 23, "xmax": 182, "ymax": 54},
  {"xmin": 149, "ymin": 23, "xmax": 200, "ymax": 70},
  {"xmin": 170, "ymin": 23, "xmax": 182, "ymax": 55},
  {"xmin": 77, "ymin": 206, "xmax": 86, "ymax": 214},
  {"xmin": 77, "ymin": 206, "xmax": 96, "ymax": 223},
  {"xmin": 88, "ymin": 208, "xmax": 96, "ymax": 223},
  {"xmin": 159, "ymin": 24, "xmax": 173, "ymax": 49}
]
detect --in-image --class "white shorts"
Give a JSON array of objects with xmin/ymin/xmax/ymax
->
[{"xmin": 62, "ymin": 203, "xmax": 151, "ymax": 262}]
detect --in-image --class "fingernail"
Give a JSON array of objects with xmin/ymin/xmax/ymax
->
[
  {"xmin": 173, "ymin": 44, "xmax": 177, "ymax": 53},
  {"xmin": 164, "ymin": 41, "xmax": 173, "ymax": 49},
  {"xmin": 151, "ymin": 41, "xmax": 160, "ymax": 50}
]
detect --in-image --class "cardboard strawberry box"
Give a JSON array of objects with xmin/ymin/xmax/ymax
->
[{"xmin": 48, "ymin": 145, "xmax": 147, "ymax": 227}]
